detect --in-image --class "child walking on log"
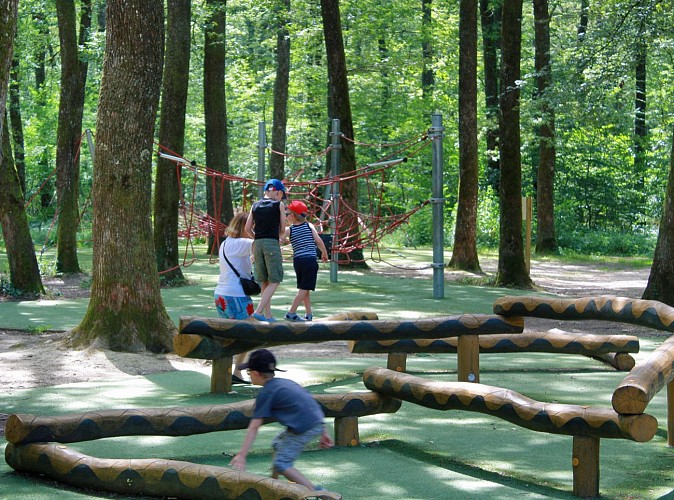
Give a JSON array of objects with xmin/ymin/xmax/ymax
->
[
  {"xmin": 245, "ymin": 179, "xmax": 287, "ymax": 322},
  {"xmin": 229, "ymin": 349, "xmax": 334, "ymax": 492},
  {"xmin": 282, "ymin": 200, "xmax": 328, "ymax": 322}
]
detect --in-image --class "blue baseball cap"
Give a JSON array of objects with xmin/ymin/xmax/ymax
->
[{"xmin": 264, "ymin": 179, "xmax": 287, "ymax": 199}]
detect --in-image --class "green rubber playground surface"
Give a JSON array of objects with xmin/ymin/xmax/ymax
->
[{"xmin": 1, "ymin": 248, "xmax": 673, "ymax": 499}]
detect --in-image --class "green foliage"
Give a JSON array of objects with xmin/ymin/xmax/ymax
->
[{"xmin": 556, "ymin": 229, "xmax": 657, "ymax": 257}]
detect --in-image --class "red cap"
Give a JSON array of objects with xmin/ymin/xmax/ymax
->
[{"xmin": 287, "ymin": 200, "xmax": 308, "ymax": 216}]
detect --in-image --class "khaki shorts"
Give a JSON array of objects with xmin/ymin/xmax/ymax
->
[{"xmin": 253, "ymin": 238, "xmax": 284, "ymax": 283}]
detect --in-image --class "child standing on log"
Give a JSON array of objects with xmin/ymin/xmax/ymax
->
[
  {"xmin": 245, "ymin": 179, "xmax": 287, "ymax": 322},
  {"xmin": 229, "ymin": 349, "xmax": 333, "ymax": 491},
  {"xmin": 282, "ymin": 200, "xmax": 328, "ymax": 322}
]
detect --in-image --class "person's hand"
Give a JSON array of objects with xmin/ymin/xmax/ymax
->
[
  {"xmin": 319, "ymin": 431, "xmax": 333, "ymax": 449},
  {"xmin": 320, "ymin": 252, "xmax": 328, "ymax": 263},
  {"xmin": 230, "ymin": 453, "xmax": 246, "ymax": 471}
]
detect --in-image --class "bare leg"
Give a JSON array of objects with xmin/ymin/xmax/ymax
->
[
  {"xmin": 288, "ymin": 289, "xmax": 309, "ymax": 314},
  {"xmin": 254, "ymin": 281, "xmax": 279, "ymax": 318},
  {"xmin": 279, "ymin": 467, "xmax": 315, "ymax": 490},
  {"xmin": 302, "ymin": 292, "xmax": 312, "ymax": 316}
]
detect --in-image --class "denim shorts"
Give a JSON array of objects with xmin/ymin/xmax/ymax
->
[
  {"xmin": 253, "ymin": 239, "xmax": 284, "ymax": 283},
  {"xmin": 214, "ymin": 294, "xmax": 254, "ymax": 319},
  {"xmin": 271, "ymin": 423, "xmax": 324, "ymax": 472}
]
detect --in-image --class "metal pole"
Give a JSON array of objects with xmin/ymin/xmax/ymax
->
[
  {"xmin": 257, "ymin": 122, "xmax": 267, "ymax": 198},
  {"xmin": 329, "ymin": 119, "xmax": 341, "ymax": 283},
  {"xmin": 430, "ymin": 114, "xmax": 445, "ymax": 299}
]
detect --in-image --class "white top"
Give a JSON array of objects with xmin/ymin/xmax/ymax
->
[{"xmin": 214, "ymin": 237, "xmax": 254, "ymax": 297}]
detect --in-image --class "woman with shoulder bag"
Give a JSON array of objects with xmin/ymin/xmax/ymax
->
[{"xmin": 214, "ymin": 211, "xmax": 255, "ymax": 384}]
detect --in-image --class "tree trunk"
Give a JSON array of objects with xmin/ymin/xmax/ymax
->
[
  {"xmin": 269, "ymin": 0, "xmax": 290, "ymax": 181},
  {"xmin": 480, "ymin": 0, "xmax": 501, "ymax": 191},
  {"xmin": 634, "ymin": 39, "xmax": 647, "ymax": 187},
  {"xmin": 642, "ymin": 130, "xmax": 674, "ymax": 306},
  {"xmin": 421, "ymin": 0, "xmax": 434, "ymax": 98},
  {"xmin": 154, "ymin": 0, "xmax": 191, "ymax": 284},
  {"xmin": 450, "ymin": 0, "xmax": 480, "ymax": 272},
  {"xmin": 496, "ymin": 0, "xmax": 532, "ymax": 289},
  {"xmin": 204, "ymin": 0, "xmax": 233, "ymax": 254},
  {"xmin": 321, "ymin": 0, "xmax": 366, "ymax": 267},
  {"xmin": 70, "ymin": 0, "xmax": 175, "ymax": 353},
  {"xmin": 533, "ymin": 0, "xmax": 557, "ymax": 254},
  {"xmin": 9, "ymin": 57, "xmax": 25, "ymax": 198},
  {"xmin": 55, "ymin": 0, "xmax": 90, "ymax": 274}
]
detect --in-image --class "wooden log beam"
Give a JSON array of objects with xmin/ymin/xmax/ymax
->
[
  {"xmin": 4, "ymin": 442, "xmax": 341, "ymax": 500},
  {"xmin": 350, "ymin": 329, "xmax": 639, "ymax": 356},
  {"xmin": 6, "ymin": 393, "xmax": 400, "ymax": 446},
  {"xmin": 494, "ymin": 295, "xmax": 674, "ymax": 334},
  {"xmin": 178, "ymin": 314, "xmax": 524, "ymax": 343},
  {"xmin": 363, "ymin": 367, "xmax": 657, "ymax": 442},
  {"xmin": 612, "ymin": 335, "xmax": 674, "ymax": 414},
  {"xmin": 572, "ymin": 435, "xmax": 600, "ymax": 497},
  {"xmin": 174, "ymin": 312, "xmax": 380, "ymax": 359}
]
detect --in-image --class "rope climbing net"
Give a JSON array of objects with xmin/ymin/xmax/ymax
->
[{"xmin": 159, "ymin": 128, "xmax": 435, "ymax": 267}]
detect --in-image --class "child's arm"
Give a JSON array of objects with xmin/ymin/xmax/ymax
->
[
  {"xmin": 229, "ymin": 417, "xmax": 264, "ymax": 470},
  {"xmin": 278, "ymin": 201, "xmax": 287, "ymax": 238},
  {"xmin": 310, "ymin": 223, "xmax": 329, "ymax": 262},
  {"xmin": 244, "ymin": 209, "xmax": 255, "ymax": 239}
]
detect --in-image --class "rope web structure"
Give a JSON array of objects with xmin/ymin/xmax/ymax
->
[{"xmin": 160, "ymin": 129, "xmax": 435, "ymax": 269}]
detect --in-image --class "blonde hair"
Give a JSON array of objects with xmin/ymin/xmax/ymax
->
[{"xmin": 225, "ymin": 212, "xmax": 249, "ymax": 238}]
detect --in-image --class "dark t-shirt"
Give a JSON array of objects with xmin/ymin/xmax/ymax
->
[
  {"xmin": 252, "ymin": 377, "xmax": 325, "ymax": 434},
  {"xmin": 252, "ymin": 198, "xmax": 281, "ymax": 240}
]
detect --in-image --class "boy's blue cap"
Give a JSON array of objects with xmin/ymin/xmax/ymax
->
[{"xmin": 264, "ymin": 179, "xmax": 287, "ymax": 199}]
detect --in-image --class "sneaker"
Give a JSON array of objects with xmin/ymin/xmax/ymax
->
[
  {"xmin": 251, "ymin": 313, "xmax": 266, "ymax": 321},
  {"xmin": 285, "ymin": 312, "xmax": 304, "ymax": 322},
  {"xmin": 303, "ymin": 314, "xmax": 313, "ymax": 321},
  {"xmin": 265, "ymin": 316, "xmax": 277, "ymax": 323}
]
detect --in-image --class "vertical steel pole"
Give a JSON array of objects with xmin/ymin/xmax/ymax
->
[
  {"xmin": 430, "ymin": 114, "xmax": 445, "ymax": 299},
  {"xmin": 329, "ymin": 119, "xmax": 341, "ymax": 283},
  {"xmin": 257, "ymin": 122, "xmax": 267, "ymax": 198}
]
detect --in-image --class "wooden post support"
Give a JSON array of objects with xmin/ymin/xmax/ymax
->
[
  {"xmin": 210, "ymin": 356, "xmax": 233, "ymax": 394},
  {"xmin": 667, "ymin": 379, "xmax": 674, "ymax": 446},
  {"xmin": 334, "ymin": 416, "xmax": 360, "ymax": 447},
  {"xmin": 387, "ymin": 353, "xmax": 407, "ymax": 372},
  {"xmin": 457, "ymin": 334, "xmax": 479, "ymax": 382},
  {"xmin": 572, "ymin": 435, "xmax": 600, "ymax": 498}
]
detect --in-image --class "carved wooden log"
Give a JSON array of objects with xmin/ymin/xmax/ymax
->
[
  {"xmin": 174, "ymin": 312, "xmax": 380, "ymax": 359},
  {"xmin": 493, "ymin": 295, "xmax": 674, "ymax": 333},
  {"xmin": 612, "ymin": 335, "xmax": 674, "ymax": 415},
  {"xmin": 363, "ymin": 367, "xmax": 657, "ymax": 442},
  {"xmin": 350, "ymin": 329, "xmax": 639, "ymax": 356},
  {"xmin": 178, "ymin": 314, "xmax": 524, "ymax": 343},
  {"xmin": 591, "ymin": 352, "xmax": 636, "ymax": 372},
  {"xmin": 4, "ymin": 442, "xmax": 341, "ymax": 500},
  {"xmin": 6, "ymin": 393, "xmax": 400, "ymax": 446}
]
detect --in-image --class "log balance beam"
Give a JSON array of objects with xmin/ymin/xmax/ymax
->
[
  {"xmin": 495, "ymin": 295, "xmax": 674, "ymax": 447},
  {"xmin": 4, "ymin": 393, "xmax": 399, "ymax": 500},
  {"xmin": 350, "ymin": 328, "xmax": 639, "ymax": 372},
  {"xmin": 363, "ymin": 366, "xmax": 658, "ymax": 498},
  {"xmin": 176, "ymin": 313, "xmax": 524, "ymax": 392}
]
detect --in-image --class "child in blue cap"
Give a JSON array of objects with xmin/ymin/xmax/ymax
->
[{"xmin": 245, "ymin": 179, "xmax": 287, "ymax": 321}]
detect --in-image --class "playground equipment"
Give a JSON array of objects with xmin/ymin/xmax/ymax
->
[
  {"xmin": 175, "ymin": 313, "xmax": 524, "ymax": 392},
  {"xmin": 5, "ymin": 295, "xmax": 673, "ymax": 498},
  {"xmin": 350, "ymin": 329, "xmax": 639, "ymax": 372},
  {"xmin": 5, "ymin": 393, "xmax": 400, "ymax": 500}
]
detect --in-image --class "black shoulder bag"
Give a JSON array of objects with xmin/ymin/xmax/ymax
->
[{"xmin": 222, "ymin": 240, "xmax": 261, "ymax": 296}]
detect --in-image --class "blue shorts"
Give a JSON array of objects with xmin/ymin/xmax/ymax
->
[
  {"xmin": 214, "ymin": 294, "xmax": 254, "ymax": 319},
  {"xmin": 271, "ymin": 423, "xmax": 324, "ymax": 472},
  {"xmin": 293, "ymin": 257, "xmax": 319, "ymax": 291},
  {"xmin": 253, "ymin": 239, "xmax": 284, "ymax": 283}
]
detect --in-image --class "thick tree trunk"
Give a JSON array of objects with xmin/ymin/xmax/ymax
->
[
  {"xmin": 204, "ymin": 0, "xmax": 233, "ymax": 254},
  {"xmin": 533, "ymin": 0, "xmax": 557, "ymax": 254},
  {"xmin": 321, "ymin": 0, "xmax": 365, "ymax": 267},
  {"xmin": 450, "ymin": 0, "xmax": 480, "ymax": 272},
  {"xmin": 496, "ymin": 0, "xmax": 532, "ymax": 289},
  {"xmin": 269, "ymin": 0, "xmax": 290, "ymax": 181},
  {"xmin": 70, "ymin": 0, "xmax": 175, "ymax": 353},
  {"xmin": 642, "ymin": 130, "xmax": 674, "ymax": 306},
  {"xmin": 480, "ymin": 0, "xmax": 501, "ymax": 190},
  {"xmin": 1, "ymin": 114, "xmax": 44, "ymax": 297},
  {"xmin": 55, "ymin": 0, "xmax": 90, "ymax": 274},
  {"xmin": 154, "ymin": 0, "xmax": 191, "ymax": 284}
]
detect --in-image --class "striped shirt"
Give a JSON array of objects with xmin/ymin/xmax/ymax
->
[{"xmin": 289, "ymin": 222, "xmax": 317, "ymax": 259}]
